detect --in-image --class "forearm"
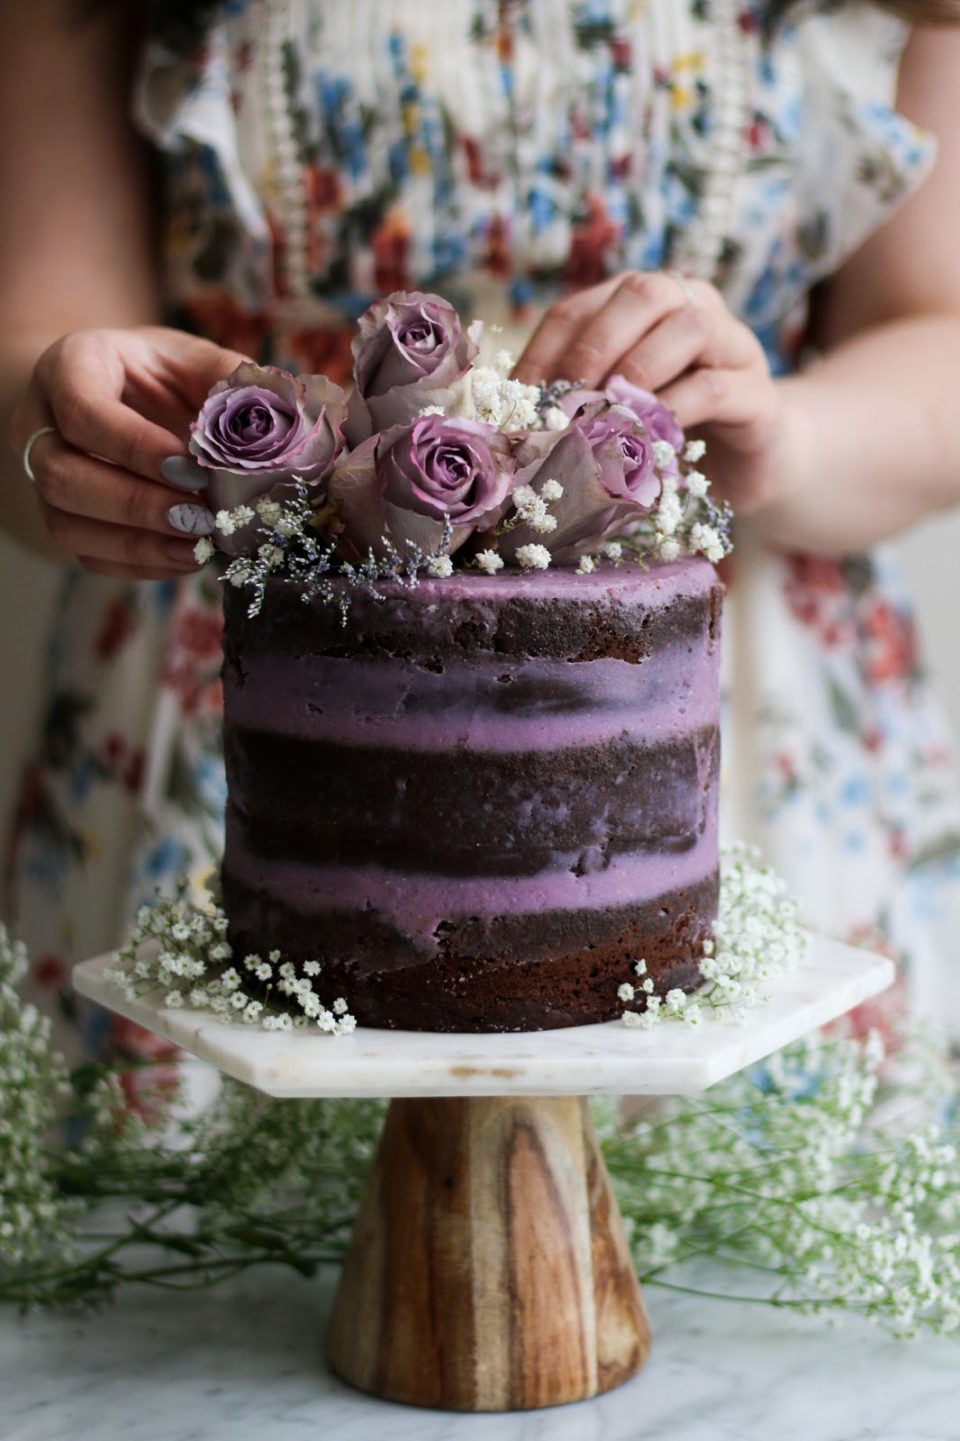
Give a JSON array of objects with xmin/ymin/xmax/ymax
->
[{"xmin": 752, "ymin": 315, "xmax": 960, "ymax": 556}]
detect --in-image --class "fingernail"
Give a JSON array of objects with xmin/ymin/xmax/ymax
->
[
  {"xmin": 161, "ymin": 456, "xmax": 208, "ymax": 491},
  {"xmin": 168, "ymin": 503, "xmax": 215, "ymax": 536},
  {"xmin": 164, "ymin": 541, "xmax": 202, "ymax": 568}
]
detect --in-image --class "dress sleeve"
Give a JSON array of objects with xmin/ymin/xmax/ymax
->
[
  {"xmin": 792, "ymin": 1, "xmax": 936, "ymax": 281},
  {"xmin": 131, "ymin": 20, "xmax": 271, "ymax": 313}
]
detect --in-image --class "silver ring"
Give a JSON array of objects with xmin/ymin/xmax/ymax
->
[{"xmin": 22, "ymin": 425, "xmax": 58, "ymax": 483}]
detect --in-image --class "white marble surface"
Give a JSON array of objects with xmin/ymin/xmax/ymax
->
[
  {"xmin": 2, "ymin": 1266, "xmax": 957, "ymax": 1441},
  {"xmin": 73, "ymin": 935, "xmax": 894, "ymax": 1098}
]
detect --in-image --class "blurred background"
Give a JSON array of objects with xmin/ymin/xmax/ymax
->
[{"xmin": 2, "ymin": 515, "xmax": 959, "ymax": 831}]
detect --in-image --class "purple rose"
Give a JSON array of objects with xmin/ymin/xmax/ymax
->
[
  {"xmin": 602, "ymin": 375, "xmax": 684, "ymax": 451},
  {"xmin": 345, "ymin": 291, "xmax": 479, "ymax": 443},
  {"xmin": 575, "ymin": 403, "xmax": 659, "ymax": 509},
  {"xmin": 499, "ymin": 402, "xmax": 662, "ymax": 565},
  {"xmin": 561, "ymin": 374, "xmax": 684, "ymax": 457},
  {"xmin": 189, "ymin": 362, "xmax": 347, "ymax": 554},
  {"xmin": 329, "ymin": 415, "xmax": 513, "ymax": 559}
]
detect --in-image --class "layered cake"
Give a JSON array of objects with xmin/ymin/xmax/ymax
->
[{"xmin": 220, "ymin": 557, "xmax": 723, "ymax": 1032}]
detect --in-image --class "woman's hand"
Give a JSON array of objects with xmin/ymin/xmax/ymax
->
[
  {"xmin": 513, "ymin": 270, "xmax": 792, "ymax": 516},
  {"xmin": 6, "ymin": 326, "xmax": 246, "ymax": 579}
]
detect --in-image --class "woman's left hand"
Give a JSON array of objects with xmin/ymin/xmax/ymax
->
[{"xmin": 513, "ymin": 270, "xmax": 791, "ymax": 516}]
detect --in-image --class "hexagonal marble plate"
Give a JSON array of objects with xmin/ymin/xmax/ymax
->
[{"xmin": 73, "ymin": 933, "xmax": 893, "ymax": 1099}]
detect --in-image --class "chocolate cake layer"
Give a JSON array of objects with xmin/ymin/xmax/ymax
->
[
  {"xmin": 220, "ymin": 560, "xmax": 724, "ymax": 1032},
  {"xmin": 223, "ymin": 873, "xmax": 718, "ymax": 1032},
  {"xmin": 224, "ymin": 727, "xmax": 720, "ymax": 876}
]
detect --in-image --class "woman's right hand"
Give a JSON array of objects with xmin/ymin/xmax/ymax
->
[{"xmin": 6, "ymin": 326, "xmax": 247, "ymax": 579}]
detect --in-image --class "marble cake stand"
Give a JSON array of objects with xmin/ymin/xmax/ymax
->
[{"xmin": 75, "ymin": 935, "xmax": 893, "ymax": 1415}]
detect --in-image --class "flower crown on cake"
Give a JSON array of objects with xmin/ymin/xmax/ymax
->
[{"xmin": 187, "ymin": 291, "xmax": 733, "ymax": 617}]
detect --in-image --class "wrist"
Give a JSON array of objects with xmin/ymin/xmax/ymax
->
[{"xmin": 744, "ymin": 376, "xmax": 827, "ymax": 550}]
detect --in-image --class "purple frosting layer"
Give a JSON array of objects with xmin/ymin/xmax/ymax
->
[{"xmin": 223, "ymin": 639, "xmax": 719, "ymax": 751}]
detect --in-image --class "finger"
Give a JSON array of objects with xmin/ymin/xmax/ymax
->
[
  {"xmin": 29, "ymin": 434, "xmax": 215, "ymax": 537},
  {"xmin": 615, "ymin": 304, "xmax": 759, "ymax": 395},
  {"xmin": 31, "ymin": 348, "xmax": 180, "ymax": 482},
  {"xmin": 41, "ymin": 501, "xmax": 203, "ymax": 574},
  {"xmin": 658, "ymin": 367, "xmax": 777, "ymax": 432},
  {"xmin": 120, "ymin": 328, "xmax": 250, "ymax": 430},
  {"xmin": 159, "ymin": 455, "xmax": 209, "ymax": 492},
  {"xmin": 77, "ymin": 557, "xmax": 202, "ymax": 582},
  {"xmin": 525, "ymin": 272, "xmax": 690, "ymax": 389},
  {"xmin": 512, "ymin": 275, "xmax": 627, "ymax": 385}
]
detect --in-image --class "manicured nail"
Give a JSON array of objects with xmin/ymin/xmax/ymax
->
[
  {"xmin": 161, "ymin": 456, "xmax": 208, "ymax": 491},
  {"xmin": 168, "ymin": 503, "xmax": 215, "ymax": 535}
]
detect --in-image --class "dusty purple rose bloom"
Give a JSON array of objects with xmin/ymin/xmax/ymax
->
[
  {"xmin": 574, "ymin": 403, "xmax": 659, "ymax": 509},
  {"xmin": 602, "ymin": 374, "xmax": 684, "ymax": 452},
  {"xmin": 346, "ymin": 291, "xmax": 479, "ymax": 443},
  {"xmin": 189, "ymin": 362, "xmax": 347, "ymax": 553},
  {"xmin": 499, "ymin": 401, "xmax": 662, "ymax": 565},
  {"xmin": 190, "ymin": 363, "xmax": 346, "ymax": 480},
  {"xmin": 329, "ymin": 415, "xmax": 513, "ymax": 559}
]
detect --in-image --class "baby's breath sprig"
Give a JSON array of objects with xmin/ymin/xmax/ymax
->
[
  {"xmin": 599, "ymin": 1031, "xmax": 960, "ymax": 1338},
  {"xmin": 618, "ymin": 844, "xmax": 807, "ymax": 1029},
  {"xmin": 104, "ymin": 887, "xmax": 356, "ymax": 1035},
  {"xmin": 216, "ymin": 482, "xmax": 455, "ymax": 623}
]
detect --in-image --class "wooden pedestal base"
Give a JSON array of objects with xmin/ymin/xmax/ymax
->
[{"xmin": 326, "ymin": 1095, "xmax": 651, "ymax": 1412}]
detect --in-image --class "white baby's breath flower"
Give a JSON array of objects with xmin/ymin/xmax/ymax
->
[
  {"xmin": 475, "ymin": 549, "xmax": 504, "ymax": 575},
  {"xmin": 600, "ymin": 540, "xmax": 622, "ymax": 561},
  {"xmin": 531, "ymin": 512, "xmax": 558, "ymax": 535},
  {"xmin": 684, "ymin": 438, "xmax": 707, "ymax": 462},
  {"xmin": 427, "ymin": 554, "xmax": 454, "ymax": 579},
  {"xmin": 542, "ymin": 407, "xmax": 569, "ymax": 432},
  {"xmin": 165, "ymin": 992, "xmax": 184, "ymax": 1008},
  {"xmin": 658, "ymin": 538, "xmax": 681, "ymax": 562},
  {"xmin": 577, "ymin": 555, "xmax": 597, "ymax": 574},
  {"xmin": 258, "ymin": 543, "xmax": 283, "ymax": 568},
  {"xmin": 539, "ymin": 477, "xmax": 564, "ymax": 501},
  {"xmin": 215, "ymin": 510, "xmax": 236, "ymax": 536},
  {"xmin": 685, "ymin": 470, "xmax": 709, "ymax": 499},
  {"xmin": 689, "ymin": 521, "xmax": 726, "ymax": 564},
  {"xmin": 655, "ymin": 494, "xmax": 684, "ymax": 537},
  {"xmin": 493, "ymin": 348, "xmax": 515, "ymax": 375},
  {"xmin": 256, "ymin": 498, "xmax": 282, "ymax": 524},
  {"xmin": 193, "ymin": 537, "xmax": 215, "ymax": 564},
  {"xmin": 333, "ymin": 998, "xmax": 350, "ymax": 1016},
  {"xmin": 622, "ymin": 1008, "xmax": 649, "ymax": 1029},
  {"xmin": 516, "ymin": 543, "xmax": 552, "ymax": 570},
  {"xmin": 511, "ymin": 484, "xmax": 539, "ymax": 518},
  {"xmin": 303, "ymin": 960, "xmax": 322, "ymax": 977},
  {"xmin": 418, "ymin": 404, "xmax": 447, "ymax": 418},
  {"xmin": 617, "ymin": 982, "xmax": 636, "ymax": 1003},
  {"xmin": 653, "ymin": 440, "xmax": 677, "ymax": 469},
  {"xmin": 498, "ymin": 378, "xmax": 540, "ymax": 431}
]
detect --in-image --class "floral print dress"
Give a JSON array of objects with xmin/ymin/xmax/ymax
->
[{"xmin": 8, "ymin": 0, "xmax": 960, "ymax": 1063}]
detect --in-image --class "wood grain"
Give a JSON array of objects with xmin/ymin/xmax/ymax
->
[{"xmin": 326, "ymin": 1095, "xmax": 650, "ymax": 1411}]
